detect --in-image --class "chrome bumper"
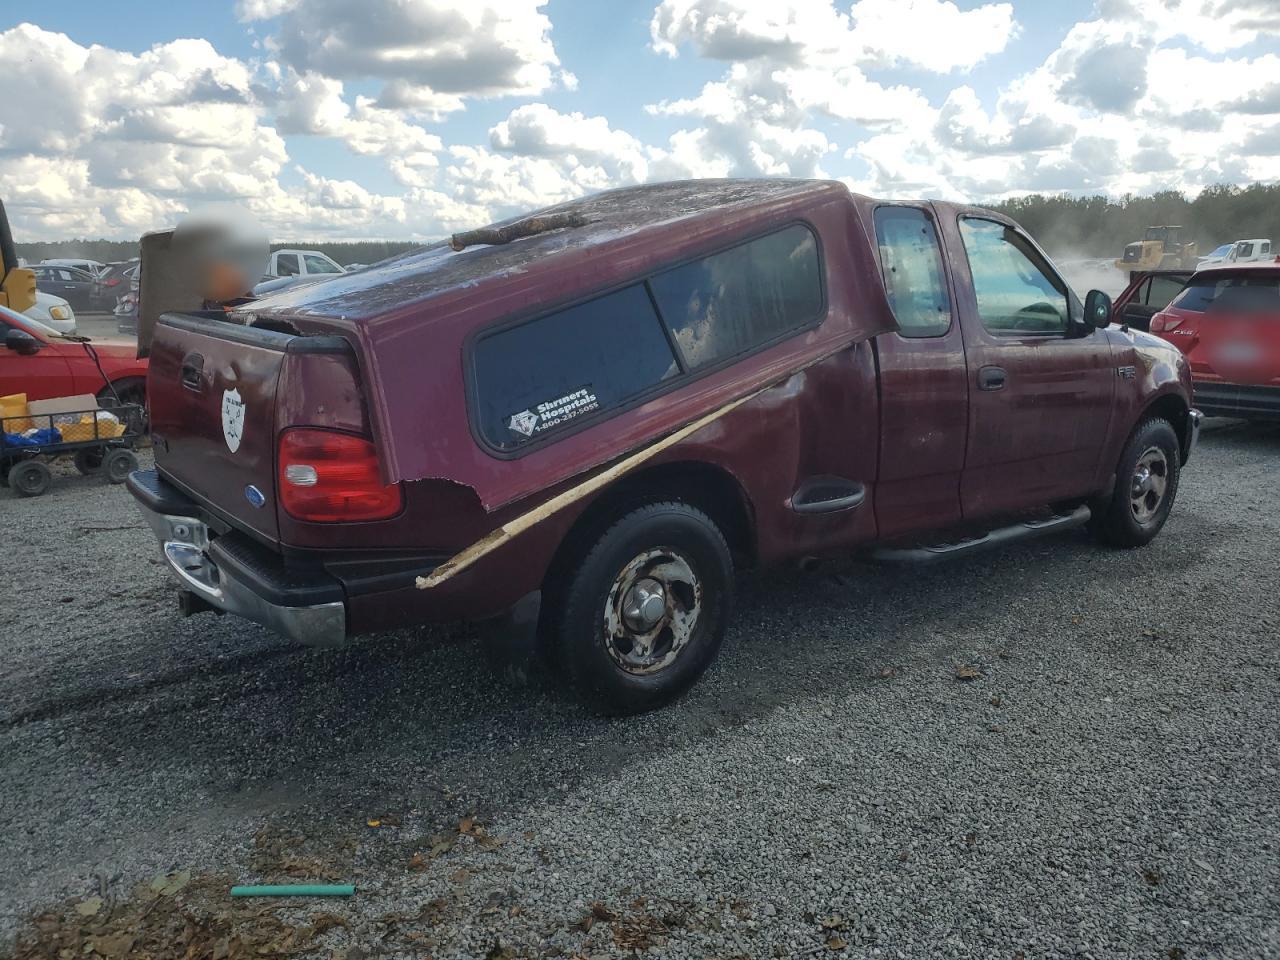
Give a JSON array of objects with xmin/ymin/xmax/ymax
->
[
  {"xmin": 139, "ymin": 509, "xmax": 347, "ymax": 647},
  {"xmin": 1184, "ymin": 408, "xmax": 1204, "ymax": 463}
]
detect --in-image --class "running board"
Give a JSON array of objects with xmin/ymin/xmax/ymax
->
[{"xmin": 869, "ymin": 505, "xmax": 1092, "ymax": 564}]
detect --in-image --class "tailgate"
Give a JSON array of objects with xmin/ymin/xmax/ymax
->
[{"xmin": 148, "ymin": 313, "xmax": 292, "ymax": 543}]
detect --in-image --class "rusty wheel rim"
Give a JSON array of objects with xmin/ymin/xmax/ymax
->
[
  {"xmin": 1129, "ymin": 446, "xmax": 1169, "ymax": 524},
  {"xmin": 602, "ymin": 548, "xmax": 701, "ymax": 675}
]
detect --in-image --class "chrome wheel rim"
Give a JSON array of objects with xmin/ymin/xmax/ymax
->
[
  {"xmin": 1129, "ymin": 446, "xmax": 1169, "ymax": 524},
  {"xmin": 603, "ymin": 548, "xmax": 701, "ymax": 675}
]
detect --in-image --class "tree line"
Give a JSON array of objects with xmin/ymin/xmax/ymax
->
[
  {"xmin": 14, "ymin": 239, "xmax": 421, "ymax": 268},
  {"xmin": 991, "ymin": 183, "xmax": 1280, "ymax": 258},
  {"xmin": 14, "ymin": 182, "xmax": 1280, "ymax": 266}
]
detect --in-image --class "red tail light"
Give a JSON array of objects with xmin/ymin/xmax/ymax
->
[
  {"xmin": 1150, "ymin": 312, "xmax": 1181, "ymax": 333},
  {"xmin": 278, "ymin": 428, "xmax": 401, "ymax": 522},
  {"xmin": 104, "ymin": 277, "xmax": 121, "ymax": 287}
]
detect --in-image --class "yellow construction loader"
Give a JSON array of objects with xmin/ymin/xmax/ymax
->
[
  {"xmin": 1115, "ymin": 225, "xmax": 1199, "ymax": 272},
  {"xmin": 0, "ymin": 199, "xmax": 36, "ymax": 313}
]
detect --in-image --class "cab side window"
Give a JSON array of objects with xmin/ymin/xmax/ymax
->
[
  {"xmin": 276, "ymin": 254, "xmax": 300, "ymax": 277},
  {"xmin": 873, "ymin": 207, "xmax": 951, "ymax": 337},
  {"xmin": 304, "ymin": 254, "xmax": 341, "ymax": 275},
  {"xmin": 959, "ymin": 218, "xmax": 1068, "ymax": 335}
]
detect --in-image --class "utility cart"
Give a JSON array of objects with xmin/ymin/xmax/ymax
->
[{"xmin": 1, "ymin": 401, "xmax": 144, "ymax": 497}]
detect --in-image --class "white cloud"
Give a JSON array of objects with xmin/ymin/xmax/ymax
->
[
  {"xmin": 244, "ymin": 0, "xmax": 563, "ymax": 112},
  {"xmin": 1099, "ymin": 0, "xmax": 1280, "ymax": 54},
  {"xmin": 490, "ymin": 103, "xmax": 650, "ymax": 182},
  {"xmin": 3, "ymin": 1, "xmax": 1279, "ymax": 242},
  {"xmin": 651, "ymin": 0, "xmax": 1017, "ymax": 73}
]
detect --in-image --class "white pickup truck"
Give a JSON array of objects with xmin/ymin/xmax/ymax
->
[
  {"xmin": 266, "ymin": 249, "xmax": 345, "ymax": 279},
  {"xmin": 253, "ymin": 249, "xmax": 346, "ymax": 296},
  {"xmin": 1198, "ymin": 238, "xmax": 1273, "ymax": 266}
]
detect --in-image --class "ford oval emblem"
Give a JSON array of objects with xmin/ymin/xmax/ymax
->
[{"xmin": 245, "ymin": 484, "xmax": 266, "ymax": 508}]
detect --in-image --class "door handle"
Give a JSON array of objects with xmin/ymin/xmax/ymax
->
[{"xmin": 978, "ymin": 365, "xmax": 1007, "ymax": 391}]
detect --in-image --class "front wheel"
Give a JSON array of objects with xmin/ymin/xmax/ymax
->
[
  {"xmin": 1092, "ymin": 417, "xmax": 1180, "ymax": 547},
  {"xmin": 10, "ymin": 460, "xmax": 52, "ymax": 497},
  {"xmin": 552, "ymin": 501, "xmax": 734, "ymax": 715}
]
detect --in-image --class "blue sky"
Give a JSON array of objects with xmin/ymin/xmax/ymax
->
[{"xmin": 1, "ymin": 0, "xmax": 1277, "ymax": 239}]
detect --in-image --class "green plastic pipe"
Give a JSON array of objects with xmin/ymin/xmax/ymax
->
[{"xmin": 230, "ymin": 884, "xmax": 355, "ymax": 897}]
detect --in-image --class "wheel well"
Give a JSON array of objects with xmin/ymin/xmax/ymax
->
[
  {"xmin": 1141, "ymin": 393, "xmax": 1189, "ymax": 452},
  {"xmin": 97, "ymin": 376, "xmax": 146, "ymax": 403},
  {"xmin": 543, "ymin": 460, "xmax": 757, "ymax": 597}
]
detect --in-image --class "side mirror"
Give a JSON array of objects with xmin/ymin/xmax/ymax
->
[
  {"xmin": 1084, "ymin": 289, "xmax": 1112, "ymax": 329},
  {"xmin": 4, "ymin": 328, "xmax": 43, "ymax": 356}
]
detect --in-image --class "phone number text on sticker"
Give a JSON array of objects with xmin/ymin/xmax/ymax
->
[{"xmin": 507, "ymin": 387, "xmax": 599, "ymax": 440}]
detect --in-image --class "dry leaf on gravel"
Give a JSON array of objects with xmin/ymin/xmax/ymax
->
[
  {"xmin": 148, "ymin": 870, "xmax": 191, "ymax": 896},
  {"xmin": 953, "ymin": 664, "xmax": 982, "ymax": 681}
]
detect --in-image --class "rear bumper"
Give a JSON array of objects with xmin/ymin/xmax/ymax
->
[
  {"xmin": 127, "ymin": 469, "xmax": 347, "ymax": 646},
  {"xmin": 1193, "ymin": 383, "xmax": 1280, "ymax": 421}
]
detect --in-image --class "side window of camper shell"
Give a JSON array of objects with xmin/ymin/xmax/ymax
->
[
  {"xmin": 470, "ymin": 223, "xmax": 826, "ymax": 453},
  {"xmin": 649, "ymin": 223, "xmax": 824, "ymax": 370},
  {"xmin": 472, "ymin": 284, "xmax": 679, "ymax": 451}
]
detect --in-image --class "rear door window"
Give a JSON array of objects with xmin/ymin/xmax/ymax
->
[
  {"xmin": 872, "ymin": 206, "xmax": 951, "ymax": 337},
  {"xmin": 647, "ymin": 224, "xmax": 823, "ymax": 369},
  {"xmin": 959, "ymin": 218, "xmax": 1069, "ymax": 335},
  {"xmin": 1146, "ymin": 275, "xmax": 1186, "ymax": 309},
  {"xmin": 276, "ymin": 253, "xmax": 299, "ymax": 276},
  {"xmin": 472, "ymin": 284, "xmax": 678, "ymax": 451}
]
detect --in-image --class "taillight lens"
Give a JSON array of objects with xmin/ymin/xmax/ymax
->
[
  {"xmin": 1150, "ymin": 312, "xmax": 1181, "ymax": 333},
  {"xmin": 277, "ymin": 428, "xmax": 402, "ymax": 522}
]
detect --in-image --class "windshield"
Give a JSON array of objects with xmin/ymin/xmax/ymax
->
[{"xmin": 1206, "ymin": 244, "xmax": 1232, "ymax": 258}]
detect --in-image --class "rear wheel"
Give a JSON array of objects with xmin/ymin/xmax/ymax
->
[
  {"xmin": 1092, "ymin": 418, "xmax": 1180, "ymax": 547},
  {"xmin": 103, "ymin": 449, "xmax": 139, "ymax": 484},
  {"xmin": 11, "ymin": 460, "xmax": 52, "ymax": 497},
  {"xmin": 74, "ymin": 449, "xmax": 104, "ymax": 474},
  {"xmin": 551, "ymin": 500, "xmax": 733, "ymax": 715}
]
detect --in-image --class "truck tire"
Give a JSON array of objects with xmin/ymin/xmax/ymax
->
[
  {"xmin": 1092, "ymin": 418, "xmax": 1180, "ymax": 548},
  {"xmin": 551, "ymin": 500, "xmax": 733, "ymax": 715},
  {"xmin": 11, "ymin": 460, "xmax": 52, "ymax": 497}
]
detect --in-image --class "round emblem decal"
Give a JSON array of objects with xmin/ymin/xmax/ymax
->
[{"xmin": 221, "ymin": 387, "xmax": 246, "ymax": 453}]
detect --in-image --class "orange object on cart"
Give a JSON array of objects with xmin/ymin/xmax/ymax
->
[
  {"xmin": 60, "ymin": 414, "xmax": 126, "ymax": 442},
  {"xmin": 0, "ymin": 393, "xmax": 33, "ymax": 432}
]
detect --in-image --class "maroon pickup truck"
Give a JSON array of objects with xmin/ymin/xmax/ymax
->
[{"xmin": 129, "ymin": 180, "xmax": 1200, "ymax": 713}]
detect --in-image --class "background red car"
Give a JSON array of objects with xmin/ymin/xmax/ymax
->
[
  {"xmin": 0, "ymin": 305, "xmax": 147, "ymax": 407},
  {"xmin": 1150, "ymin": 260, "xmax": 1280, "ymax": 420}
]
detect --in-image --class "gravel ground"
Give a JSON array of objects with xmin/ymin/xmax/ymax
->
[{"xmin": 2, "ymin": 421, "xmax": 1278, "ymax": 958}]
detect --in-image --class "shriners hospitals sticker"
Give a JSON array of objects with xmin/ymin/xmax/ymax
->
[
  {"xmin": 222, "ymin": 387, "xmax": 246, "ymax": 453},
  {"xmin": 508, "ymin": 386, "xmax": 599, "ymax": 440}
]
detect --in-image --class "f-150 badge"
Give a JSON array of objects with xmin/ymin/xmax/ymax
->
[{"xmin": 222, "ymin": 387, "xmax": 245, "ymax": 453}]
